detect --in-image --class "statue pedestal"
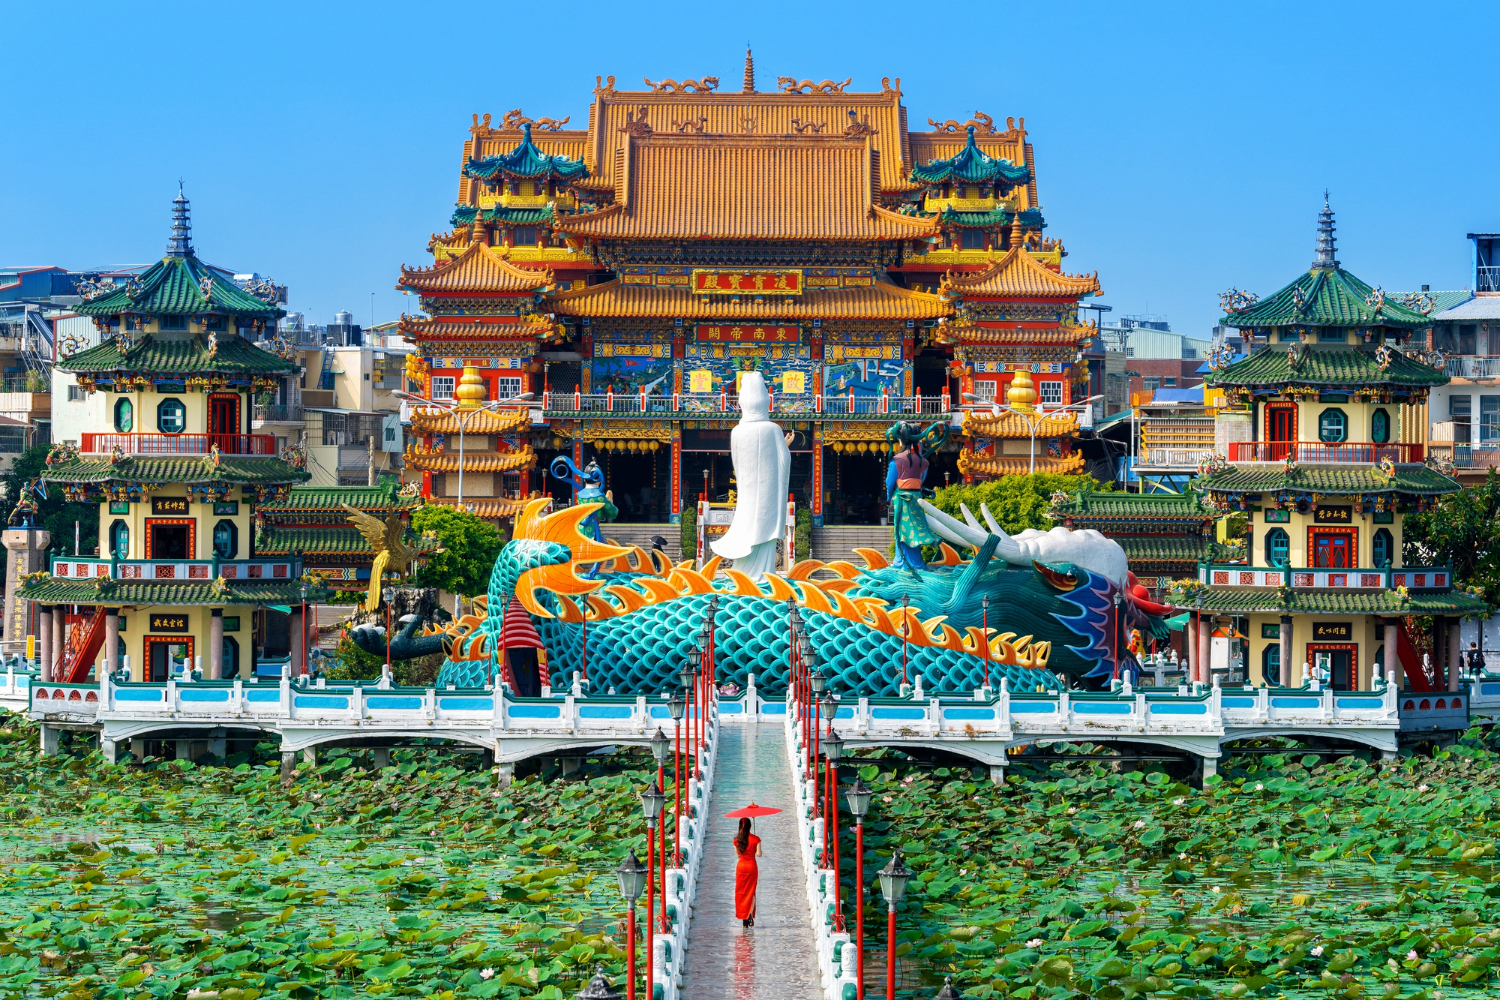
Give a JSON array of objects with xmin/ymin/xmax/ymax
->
[{"xmin": 2, "ymin": 528, "xmax": 50, "ymax": 643}]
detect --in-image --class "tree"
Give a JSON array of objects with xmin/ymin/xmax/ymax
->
[
  {"xmin": 0, "ymin": 443, "xmax": 98, "ymax": 560},
  {"xmin": 409, "ymin": 504, "xmax": 505, "ymax": 597},
  {"xmin": 1403, "ymin": 469, "xmax": 1500, "ymax": 604},
  {"xmin": 929, "ymin": 473, "xmax": 1111, "ymax": 536}
]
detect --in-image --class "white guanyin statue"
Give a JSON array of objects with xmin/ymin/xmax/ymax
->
[{"xmin": 710, "ymin": 372, "xmax": 791, "ymax": 581}]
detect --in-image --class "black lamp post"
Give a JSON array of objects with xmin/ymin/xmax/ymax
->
[
  {"xmin": 822, "ymin": 725, "xmax": 844, "ymax": 931},
  {"xmin": 845, "ymin": 778, "xmax": 872, "ymax": 1000},
  {"xmin": 639, "ymin": 781, "xmax": 663, "ymax": 994},
  {"xmin": 809, "ymin": 668, "xmax": 827, "ymax": 778},
  {"xmin": 668, "ymin": 690, "xmax": 686, "ymax": 866},
  {"xmin": 681, "ymin": 651, "xmax": 699, "ymax": 780},
  {"xmin": 879, "ymin": 851, "xmax": 913, "ymax": 1000},
  {"xmin": 614, "ymin": 851, "xmax": 647, "ymax": 1000},
  {"xmin": 648, "ymin": 729, "xmax": 669, "ymax": 932},
  {"xmin": 299, "ymin": 580, "xmax": 310, "ymax": 681}
]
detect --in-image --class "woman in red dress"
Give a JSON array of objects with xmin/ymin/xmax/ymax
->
[{"xmin": 733, "ymin": 818, "xmax": 762, "ymax": 927}]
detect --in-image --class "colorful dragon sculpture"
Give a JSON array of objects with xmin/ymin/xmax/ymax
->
[{"xmin": 355, "ymin": 497, "xmax": 1171, "ymax": 697}]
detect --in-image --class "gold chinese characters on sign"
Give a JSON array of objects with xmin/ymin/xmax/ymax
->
[
  {"xmin": 691, "ymin": 270, "xmax": 803, "ymax": 295},
  {"xmin": 149, "ymin": 614, "xmax": 190, "ymax": 633}
]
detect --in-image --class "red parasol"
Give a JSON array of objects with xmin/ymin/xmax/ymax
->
[{"xmin": 723, "ymin": 803, "xmax": 782, "ymax": 819}]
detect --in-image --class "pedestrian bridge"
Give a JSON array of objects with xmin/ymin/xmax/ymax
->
[{"xmin": 12, "ymin": 669, "xmax": 1474, "ymax": 775}]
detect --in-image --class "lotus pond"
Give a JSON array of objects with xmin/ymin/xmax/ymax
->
[
  {"xmin": 0, "ymin": 722, "xmax": 654, "ymax": 1000},
  {"xmin": 846, "ymin": 734, "xmax": 1500, "ymax": 999}
]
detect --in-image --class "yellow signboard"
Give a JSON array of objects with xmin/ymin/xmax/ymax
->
[{"xmin": 688, "ymin": 369, "xmax": 713, "ymax": 393}]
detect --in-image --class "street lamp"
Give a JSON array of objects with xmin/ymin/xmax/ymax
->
[
  {"xmin": 649, "ymin": 728, "xmax": 670, "ymax": 932},
  {"xmin": 614, "ymin": 851, "xmax": 647, "ymax": 1000},
  {"xmin": 822, "ymin": 725, "xmax": 845, "ymax": 930},
  {"xmin": 960, "ymin": 391, "xmax": 1103, "ymax": 475},
  {"xmin": 809, "ymin": 667, "xmax": 826, "ymax": 777},
  {"xmin": 845, "ymin": 778, "xmax": 873, "ymax": 1000},
  {"xmin": 980, "ymin": 593, "xmax": 990, "ymax": 690},
  {"xmin": 900, "ymin": 593, "xmax": 910, "ymax": 685},
  {"xmin": 394, "ymin": 387, "xmax": 534, "ymax": 506},
  {"xmin": 933, "ymin": 977, "xmax": 965, "ymax": 1000},
  {"xmin": 667, "ymin": 690, "xmax": 687, "ymax": 867},
  {"xmin": 878, "ymin": 851, "xmax": 914, "ymax": 1000},
  {"xmin": 802, "ymin": 647, "xmax": 819, "ymax": 771},
  {"xmin": 681, "ymin": 652, "xmax": 699, "ymax": 778},
  {"xmin": 639, "ymin": 781, "xmax": 664, "ymax": 996},
  {"xmin": 576, "ymin": 966, "xmax": 624, "ymax": 1000}
]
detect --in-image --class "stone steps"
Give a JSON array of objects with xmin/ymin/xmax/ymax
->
[
  {"xmin": 810, "ymin": 525, "xmax": 891, "ymax": 568},
  {"xmin": 602, "ymin": 522, "xmax": 683, "ymax": 562}
]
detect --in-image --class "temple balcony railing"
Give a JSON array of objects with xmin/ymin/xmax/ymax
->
[
  {"xmin": 1199, "ymin": 564, "xmax": 1452, "ymax": 591},
  {"xmin": 541, "ymin": 391, "xmax": 956, "ymax": 421},
  {"xmin": 1429, "ymin": 442, "xmax": 1500, "ymax": 470},
  {"xmin": 49, "ymin": 555, "xmax": 299, "ymax": 583},
  {"xmin": 80, "ymin": 432, "xmax": 279, "ymax": 456},
  {"xmin": 253, "ymin": 404, "xmax": 304, "ymax": 423},
  {"xmin": 1228, "ymin": 441, "xmax": 1424, "ymax": 463},
  {"xmin": 1137, "ymin": 447, "xmax": 1215, "ymax": 469}
]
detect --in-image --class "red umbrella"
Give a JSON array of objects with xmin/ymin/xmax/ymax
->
[{"xmin": 724, "ymin": 803, "xmax": 782, "ymax": 819}]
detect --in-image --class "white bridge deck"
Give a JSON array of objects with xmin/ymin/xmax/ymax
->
[{"xmin": 9, "ymin": 667, "xmax": 1474, "ymax": 770}]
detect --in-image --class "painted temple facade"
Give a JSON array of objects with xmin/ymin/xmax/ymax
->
[
  {"xmin": 1175, "ymin": 204, "xmax": 1487, "ymax": 690},
  {"xmin": 396, "ymin": 56, "xmax": 1102, "ymax": 525},
  {"xmin": 18, "ymin": 194, "xmax": 313, "ymax": 682}
]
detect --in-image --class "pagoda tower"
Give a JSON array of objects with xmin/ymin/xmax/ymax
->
[
  {"xmin": 19, "ymin": 192, "xmax": 310, "ymax": 683},
  {"xmin": 1180, "ymin": 202, "xmax": 1485, "ymax": 690}
]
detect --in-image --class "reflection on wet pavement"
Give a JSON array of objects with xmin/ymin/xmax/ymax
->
[{"xmin": 680, "ymin": 724, "xmax": 821, "ymax": 1000}]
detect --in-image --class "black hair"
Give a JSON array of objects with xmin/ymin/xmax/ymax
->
[{"xmin": 735, "ymin": 817, "xmax": 751, "ymax": 853}]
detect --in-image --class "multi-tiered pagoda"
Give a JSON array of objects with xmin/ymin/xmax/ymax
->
[
  {"xmin": 19, "ymin": 193, "xmax": 310, "ymax": 682},
  {"xmin": 396, "ymin": 56, "xmax": 1103, "ymax": 526},
  {"xmin": 1178, "ymin": 204, "xmax": 1486, "ymax": 690}
]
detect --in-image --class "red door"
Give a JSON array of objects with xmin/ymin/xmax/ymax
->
[
  {"xmin": 209, "ymin": 394, "xmax": 240, "ymax": 452},
  {"xmin": 1266, "ymin": 404, "xmax": 1297, "ymax": 460},
  {"xmin": 1312, "ymin": 531, "xmax": 1353, "ymax": 568}
]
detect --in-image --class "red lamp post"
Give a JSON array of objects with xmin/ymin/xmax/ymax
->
[
  {"xmin": 809, "ymin": 667, "xmax": 827, "ymax": 784},
  {"xmin": 639, "ymin": 781, "xmax": 664, "ymax": 997},
  {"xmin": 900, "ymin": 593, "xmax": 909, "ymax": 686},
  {"xmin": 614, "ymin": 852, "xmax": 647, "ymax": 1000},
  {"xmin": 845, "ymin": 778, "xmax": 872, "ymax": 1000},
  {"xmin": 981, "ymin": 593, "xmax": 990, "ymax": 690},
  {"xmin": 668, "ymin": 691, "xmax": 686, "ymax": 867},
  {"xmin": 649, "ymin": 728, "xmax": 670, "ymax": 932},
  {"xmin": 822, "ymin": 723, "xmax": 845, "ymax": 931},
  {"xmin": 878, "ymin": 852, "xmax": 913, "ymax": 1000}
]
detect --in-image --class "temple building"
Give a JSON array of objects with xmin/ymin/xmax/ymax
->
[
  {"xmin": 254, "ymin": 480, "xmax": 426, "ymax": 592},
  {"xmin": 396, "ymin": 56, "xmax": 1103, "ymax": 529},
  {"xmin": 1175, "ymin": 203, "xmax": 1486, "ymax": 690},
  {"xmin": 1050, "ymin": 488, "xmax": 1219, "ymax": 602},
  {"xmin": 18, "ymin": 193, "xmax": 312, "ymax": 682}
]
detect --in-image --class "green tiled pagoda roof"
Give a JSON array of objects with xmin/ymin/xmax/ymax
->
[
  {"xmin": 1195, "ymin": 465, "xmax": 1460, "ymax": 496},
  {"xmin": 463, "ymin": 124, "xmax": 588, "ymax": 183},
  {"xmin": 450, "ymin": 204, "xmax": 556, "ymax": 228},
  {"xmin": 1209, "ymin": 345, "xmax": 1446, "ymax": 389},
  {"xmin": 17, "ymin": 577, "xmax": 303, "ymax": 606},
  {"xmin": 1221, "ymin": 265, "xmax": 1431, "ymax": 331},
  {"xmin": 41, "ymin": 456, "xmax": 310, "ymax": 487},
  {"xmin": 1052, "ymin": 489, "xmax": 1213, "ymax": 521},
  {"xmin": 256, "ymin": 526, "xmax": 440, "ymax": 558},
  {"xmin": 58, "ymin": 334, "xmax": 296, "ymax": 377},
  {"xmin": 1172, "ymin": 588, "xmax": 1488, "ymax": 615},
  {"xmin": 260, "ymin": 482, "xmax": 415, "ymax": 516},
  {"xmin": 1016, "ymin": 208, "xmax": 1044, "ymax": 228},
  {"xmin": 1116, "ymin": 534, "xmax": 1211, "ymax": 565},
  {"xmin": 909, "ymin": 126, "xmax": 1031, "ymax": 185},
  {"xmin": 939, "ymin": 206, "xmax": 1014, "ymax": 228},
  {"xmin": 76, "ymin": 254, "xmax": 282, "ymax": 320}
]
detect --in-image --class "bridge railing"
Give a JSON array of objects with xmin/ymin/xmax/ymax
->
[{"xmin": 1217, "ymin": 683, "xmax": 1398, "ymax": 725}]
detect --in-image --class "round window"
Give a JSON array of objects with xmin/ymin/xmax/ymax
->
[
  {"xmin": 157, "ymin": 397, "xmax": 186, "ymax": 434},
  {"xmin": 114, "ymin": 397, "xmax": 133, "ymax": 433}
]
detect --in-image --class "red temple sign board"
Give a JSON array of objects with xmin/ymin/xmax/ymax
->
[
  {"xmin": 691, "ymin": 270, "xmax": 803, "ymax": 295},
  {"xmin": 695, "ymin": 325, "xmax": 800, "ymax": 343}
]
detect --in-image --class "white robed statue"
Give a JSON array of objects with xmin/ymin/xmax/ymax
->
[{"xmin": 711, "ymin": 372, "xmax": 791, "ymax": 581}]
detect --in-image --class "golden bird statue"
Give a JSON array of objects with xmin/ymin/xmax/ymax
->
[{"xmin": 342, "ymin": 503, "xmax": 418, "ymax": 612}]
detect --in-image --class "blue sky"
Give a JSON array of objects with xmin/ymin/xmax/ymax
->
[{"xmin": 2, "ymin": 1, "xmax": 1496, "ymax": 336}]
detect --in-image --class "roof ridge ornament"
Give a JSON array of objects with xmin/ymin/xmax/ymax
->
[
  {"xmin": 743, "ymin": 46, "xmax": 755, "ymax": 93},
  {"xmin": 166, "ymin": 184, "xmax": 193, "ymax": 258},
  {"xmin": 1312, "ymin": 192, "xmax": 1339, "ymax": 271},
  {"xmin": 643, "ymin": 77, "xmax": 719, "ymax": 94},
  {"xmin": 619, "ymin": 106, "xmax": 653, "ymax": 136},
  {"xmin": 927, "ymin": 111, "xmax": 999, "ymax": 134},
  {"xmin": 777, "ymin": 77, "xmax": 852, "ymax": 94}
]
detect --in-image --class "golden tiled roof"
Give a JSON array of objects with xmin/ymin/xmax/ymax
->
[
  {"xmin": 963, "ymin": 409, "xmax": 1079, "ymax": 438},
  {"xmin": 943, "ymin": 247, "xmax": 1100, "ymax": 298},
  {"xmin": 546, "ymin": 278, "xmax": 950, "ymax": 320},
  {"xmin": 398, "ymin": 241, "xmax": 553, "ymax": 294},
  {"xmin": 946, "ymin": 325, "xmax": 1089, "ymax": 345},
  {"xmin": 958, "ymin": 449, "xmax": 1084, "ymax": 477},
  {"xmin": 408, "ymin": 406, "xmax": 531, "ymax": 436},
  {"xmin": 425, "ymin": 495, "xmax": 536, "ymax": 519},
  {"xmin": 403, "ymin": 446, "xmax": 536, "ymax": 473},
  {"xmin": 397, "ymin": 315, "xmax": 553, "ymax": 341},
  {"xmin": 553, "ymin": 133, "xmax": 939, "ymax": 243}
]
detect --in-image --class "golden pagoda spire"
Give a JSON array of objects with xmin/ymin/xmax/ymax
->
[{"xmin": 743, "ymin": 45, "xmax": 755, "ymax": 93}]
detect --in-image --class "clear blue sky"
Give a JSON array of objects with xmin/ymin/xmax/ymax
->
[{"xmin": 2, "ymin": 1, "xmax": 1495, "ymax": 336}]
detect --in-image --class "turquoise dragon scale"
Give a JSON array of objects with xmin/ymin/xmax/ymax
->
[{"xmin": 354, "ymin": 498, "xmax": 1169, "ymax": 696}]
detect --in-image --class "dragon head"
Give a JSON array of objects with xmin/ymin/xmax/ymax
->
[{"xmin": 503, "ymin": 498, "xmax": 630, "ymax": 617}]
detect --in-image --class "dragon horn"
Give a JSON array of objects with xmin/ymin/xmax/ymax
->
[
  {"xmin": 979, "ymin": 503, "xmax": 1004, "ymax": 536},
  {"xmin": 918, "ymin": 499, "xmax": 986, "ymax": 550},
  {"xmin": 958, "ymin": 503, "xmax": 984, "ymax": 533}
]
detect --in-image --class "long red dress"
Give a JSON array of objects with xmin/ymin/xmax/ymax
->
[{"xmin": 734, "ymin": 833, "xmax": 761, "ymax": 920}]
